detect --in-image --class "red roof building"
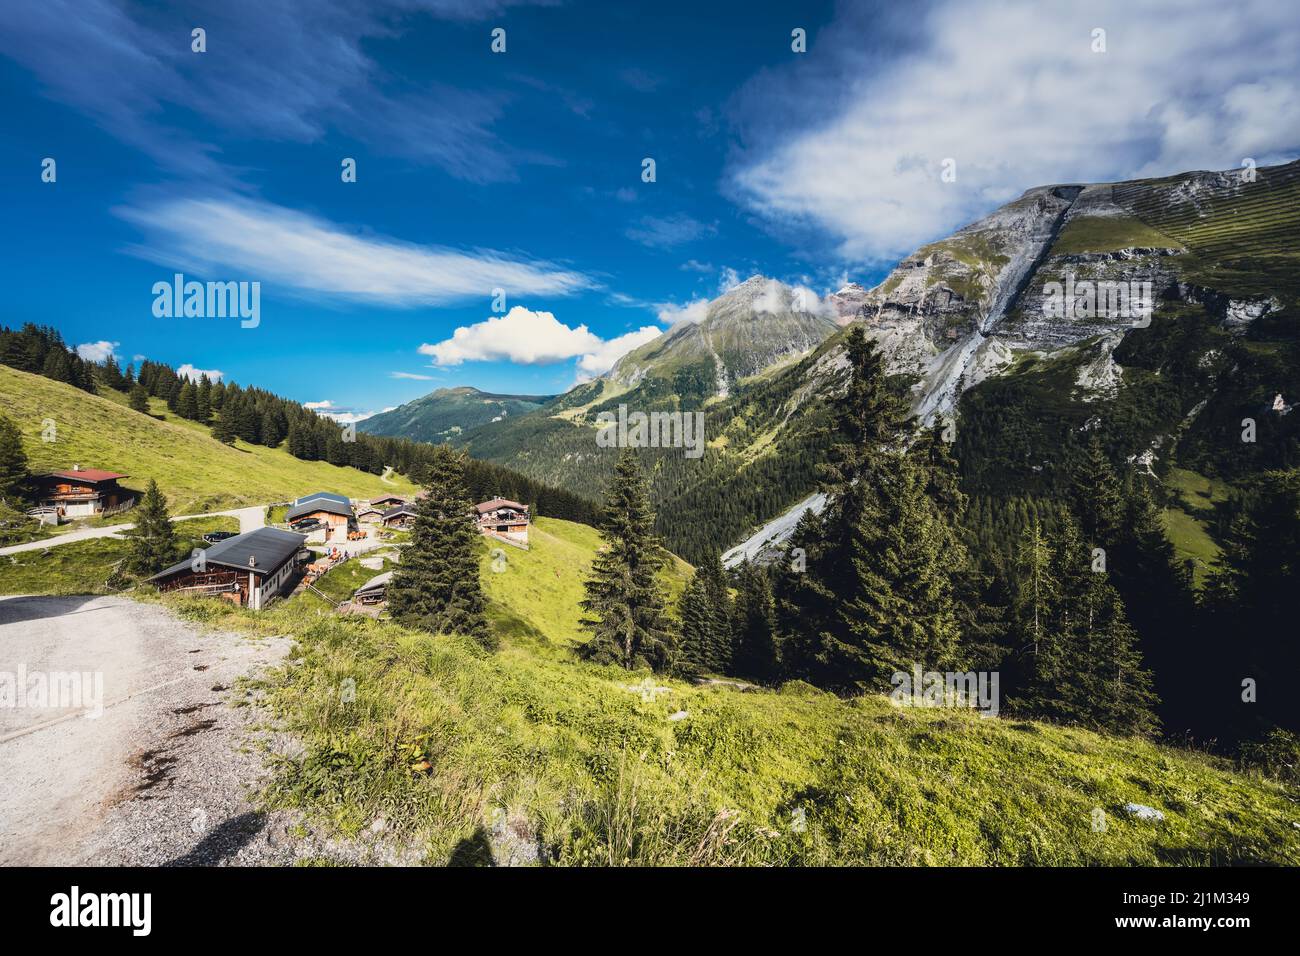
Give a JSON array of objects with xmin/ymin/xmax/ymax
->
[{"xmin": 34, "ymin": 467, "xmax": 132, "ymax": 519}]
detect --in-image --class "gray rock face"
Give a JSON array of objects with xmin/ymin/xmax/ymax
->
[{"xmin": 608, "ymin": 276, "xmax": 839, "ymax": 397}]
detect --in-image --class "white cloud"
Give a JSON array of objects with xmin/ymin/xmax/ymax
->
[
  {"xmin": 176, "ymin": 363, "xmax": 223, "ymax": 382},
  {"xmin": 118, "ymin": 196, "xmax": 594, "ymax": 307},
  {"xmin": 418, "ymin": 306, "xmax": 662, "ymax": 379},
  {"xmin": 575, "ymin": 326, "xmax": 663, "ymax": 377},
  {"xmin": 731, "ymin": 0, "xmax": 1300, "ymax": 262},
  {"xmin": 657, "ymin": 299, "xmax": 710, "ymax": 326},
  {"xmin": 625, "ymin": 214, "xmax": 717, "ymax": 250},
  {"xmin": 75, "ymin": 340, "xmax": 118, "ymax": 362},
  {"xmin": 304, "ymin": 399, "xmax": 373, "ymax": 424},
  {"xmin": 390, "ymin": 371, "xmax": 434, "ymax": 380}
]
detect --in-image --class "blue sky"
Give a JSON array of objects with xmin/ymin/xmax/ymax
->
[{"xmin": 2, "ymin": 0, "xmax": 1297, "ymax": 422}]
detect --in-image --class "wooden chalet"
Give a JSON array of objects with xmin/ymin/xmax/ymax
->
[
  {"xmin": 286, "ymin": 495, "xmax": 354, "ymax": 542},
  {"xmin": 381, "ymin": 504, "xmax": 417, "ymax": 529},
  {"xmin": 356, "ymin": 506, "xmax": 384, "ymax": 525},
  {"xmin": 475, "ymin": 497, "xmax": 530, "ymax": 544},
  {"xmin": 353, "ymin": 570, "xmax": 392, "ymax": 606},
  {"xmin": 34, "ymin": 466, "xmax": 133, "ymax": 518},
  {"xmin": 149, "ymin": 527, "xmax": 306, "ymax": 610}
]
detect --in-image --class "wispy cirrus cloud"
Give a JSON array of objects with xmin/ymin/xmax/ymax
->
[
  {"xmin": 390, "ymin": 371, "xmax": 435, "ymax": 381},
  {"xmin": 730, "ymin": 0, "xmax": 1300, "ymax": 262},
  {"xmin": 0, "ymin": 0, "xmax": 556, "ymax": 182},
  {"xmin": 626, "ymin": 214, "xmax": 717, "ymax": 250},
  {"xmin": 117, "ymin": 196, "xmax": 593, "ymax": 306}
]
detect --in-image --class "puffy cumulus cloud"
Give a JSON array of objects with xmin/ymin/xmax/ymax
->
[
  {"xmin": 75, "ymin": 340, "xmax": 119, "ymax": 362},
  {"xmin": 303, "ymin": 399, "xmax": 373, "ymax": 424},
  {"xmin": 656, "ymin": 298, "xmax": 710, "ymax": 326},
  {"xmin": 419, "ymin": 307, "xmax": 662, "ymax": 377},
  {"xmin": 420, "ymin": 306, "xmax": 600, "ymax": 366},
  {"xmin": 731, "ymin": 0, "xmax": 1300, "ymax": 263},
  {"xmin": 574, "ymin": 326, "xmax": 663, "ymax": 379},
  {"xmin": 176, "ymin": 363, "xmax": 223, "ymax": 381},
  {"xmin": 118, "ymin": 196, "xmax": 593, "ymax": 307}
]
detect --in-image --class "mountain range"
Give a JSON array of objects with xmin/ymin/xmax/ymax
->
[{"xmin": 358, "ymin": 160, "xmax": 1299, "ymax": 567}]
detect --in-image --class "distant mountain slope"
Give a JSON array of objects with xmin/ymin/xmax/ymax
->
[
  {"xmin": 442, "ymin": 161, "xmax": 1298, "ymax": 564},
  {"xmin": 357, "ymin": 386, "xmax": 553, "ymax": 443},
  {"xmin": 0, "ymin": 366, "xmax": 418, "ymax": 512}
]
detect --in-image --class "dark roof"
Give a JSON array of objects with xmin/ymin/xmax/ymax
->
[
  {"xmin": 286, "ymin": 499, "xmax": 353, "ymax": 522},
  {"xmin": 474, "ymin": 498, "xmax": 527, "ymax": 514},
  {"xmin": 43, "ymin": 469, "xmax": 127, "ymax": 483},
  {"xmin": 382, "ymin": 505, "xmax": 417, "ymax": 519},
  {"xmin": 149, "ymin": 527, "xmax": 305, "ymax": 581},
  {"xmin": 369, "ymin": 495, "xmax": 406, "ymax": 505},
  {"xmin": 354, "ymin": 571, "xmax": 393, "ymax": 594},
  {"xmin": 294, "ymin": 491, "xmax": 349, "ymax": 507}
]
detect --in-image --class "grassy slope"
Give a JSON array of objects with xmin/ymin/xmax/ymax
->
[
  {"xmin": 164, "ymin": 590, "xmax": 1300, "ymax": 866},
  {"xmin": 0, "ymin": 514, "xmax": 239, "ymax": 595},
  {"xmin": 480, "ymin": 516, "xmax": 691, "ymax": 650},
  {"xmin": 1, "ymin": 366, "xmax": 417, "ymax": 514}
]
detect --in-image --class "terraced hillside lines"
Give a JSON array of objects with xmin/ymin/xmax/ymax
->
[
  {"xmin": 1114, "ymin": 161, "xmax": 1300, "ymax": 264},
  {"xmin": 0, "ymin": 366, "xmax": 417, "ymax": 513}
]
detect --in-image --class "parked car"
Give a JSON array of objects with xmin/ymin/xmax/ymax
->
[{"xmin": 201, "ymin": 531, "xmax": 238, "ymax": 544}]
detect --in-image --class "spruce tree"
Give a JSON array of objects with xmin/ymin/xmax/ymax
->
[
  {"xmin": 579, "ymin": 449, "xmax": 675, "ymax": 670},
  {"xmin": 0, "ymin": 413, "xmax": 28, "ymax": 501},
  {"xmin": 212, "ymin": 401, "xmax": 238, "ymax": 444},
  {"xmin": 1014, "ymin": 514, "xmax": 1159, "ymax": 735},
  {"xmin": 386, "ymin": 448, "xmax": 492, "ymax": 646},
  {"xmin": 777, "ymin": 328, "xmax": 963, "ymax": 692},
  {"xmin": 677, "ymin": 573, "xmax": 714, "ymax": 675},
  {"xmin": 128, "ymin": 383, "xmax": 150, "ymax": 413},
  {"xmin": 732, "ymin": 561, "xmax": 779, "ymax": 681},
  {"xmin": 128, "ymin": 479, "xmax": 177, "ymax": 575}
]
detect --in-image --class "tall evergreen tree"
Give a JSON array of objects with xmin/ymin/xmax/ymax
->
[
  {"xmin": 386, "ymin": 448, "xmax": 492, "ymax": 646},
  {"xmin": 732, "ymin": 561, "xmax": 779, "ymax": 681},
  {"xmin": 128, "ymin": 480, "xmax": 176, "ymax": 575},
  {"xmin": 777, "ymin": 328, "xmax": 963, "ymax": 692},
  {"xmin": 677, "ymin": 573, "xmax": 715, "ymax": 675},
  {"xmin": 1014, "ymin": 514, "xmax": 1159, "ymax": 735},
  {"xmin": 0, "ymin": 413, "xmax": 28, "ymax": 501},
  {"xmin": 579, "ymin": 449, "xmax": 675, "ymax": 670},
  {"xmin": 128, "ymin": 383, "xmax": 150, "ymax": 413}
]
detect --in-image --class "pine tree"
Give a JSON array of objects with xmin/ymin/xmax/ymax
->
[
  {"xmin": 128, "ymin": 479, "xmax": 176, "ymax": 575},
  {"xmin": 677, "ymin": 573, "xmax": 714, "ymax": 675},
  {"xmin": 777, "ymin": 329, "xmax": 963, "ymax": 692},
  {"xmin": 212, "ymin": 401, "xmax": 238, "ymax": 444},
  {"xmin": 128, "ymin": 383, "xmax": 150, "ymax": 413},
  {"xmin": 1073, "ymin": 436, "xmax": 1123, "ymax": 547},
  {"xmin": 579, "ymin": 449, "xmax": 675, "ymax": 670},
  {"xmin": 1014, "ymin": 514, "xmax": 1159, "ymax": 735},
  {"xmin": 386, "ymin": 448, "xmax": 492, "ymax": 646},
  {"xmin": 732, "ymin": 561, "xmax": 778, "ymax": 681},
  {"xmin": 0, "ymin": 413, "xmax": 28, "ymax": 501},
  {"xmin": 177, "ymin": 381, "xmax": 199, "ymax": 420}
]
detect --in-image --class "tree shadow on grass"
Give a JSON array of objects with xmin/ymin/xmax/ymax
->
[{"xmin": 447, "ymin": 825, "xmax": 495, "ymax": 867}]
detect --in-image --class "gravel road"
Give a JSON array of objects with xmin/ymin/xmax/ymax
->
[
  {"xmin": 0, "ymin": 594, "xmax": 410, "ymax": 866},
  {"xmin": 0, "ymin": 505, "xmax": 267, "ymax": 557}
]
